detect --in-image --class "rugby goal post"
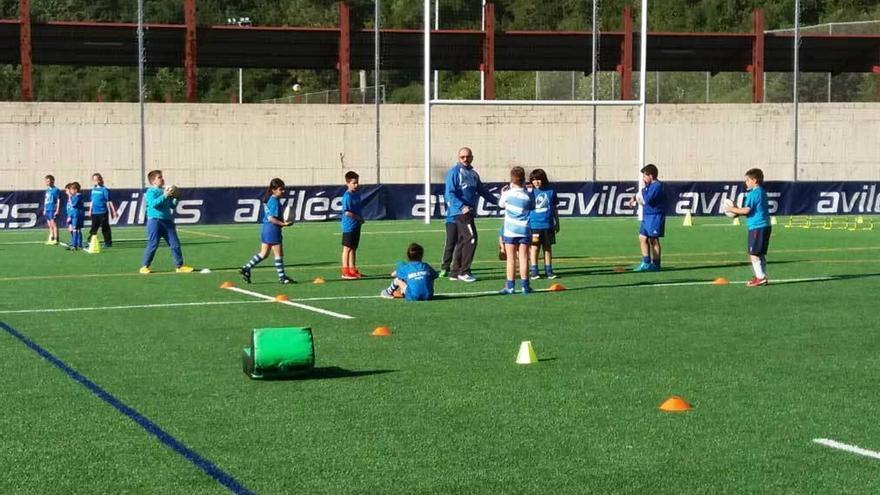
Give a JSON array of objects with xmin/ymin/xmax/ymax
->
[{"xmin": 421, "ymin": 0, "xmax": 649, "ymax": 224}]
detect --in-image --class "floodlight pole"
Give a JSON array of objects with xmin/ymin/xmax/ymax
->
[
  {"xmin": 480, "ymin": 0, "xmax": 486, "ymax": 99},
  {"xmin": 591, "ymin": 0, "xmax": 598, "ymax": 182},
  {"xmin": 793, "ymin": 0, "xmax": 800, "ymax": 181},
  {"xmin": 375, "ymin": 0, "xmax": 381, "ymax": 183},
  {"xmin": 137, "ymin": 0, "xmax": 145, "ymax": 190},
  {"xmin": 433, "ymin": 0, "xmax": 439, "ymax": 100},
  {"xmin": 637, "ymin": 1, "xmax": 648, "ymax": 173},
  {"xmin": 423, "ymin": 0, "xmax": 431, "ymax": 224}
]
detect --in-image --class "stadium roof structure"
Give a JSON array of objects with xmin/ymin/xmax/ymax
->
[{"xmin": 2, "ymin": 3, "xmax": 879, "ymax": 102}]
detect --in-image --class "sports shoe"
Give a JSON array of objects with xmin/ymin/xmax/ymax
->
[
  {"xmin": 279, "ymin": 276, "xmax": 296, "ymax": 284},
  {"xmin": 175, "ymin": 265, "xmax": 194, "ymax": 273},
  {"xmin": 341, "ymin": 270, "xmax": 358, "ymax": 280},
  {"xmin": 438, "ymin": 269, "xmax": 448, "ymax": 278},
  {"xmin": 746, "ymin": 277, "xmax": 768, "ymax": 287},
  {"xmin": 139, "ymin": 266, "xmax": 152, "ymax": 274},
  {"xmin": 457, "ymin": 273, "xmax": 477, "ymax": 283},
  {"xmin": 498, "ymin": 287, "xmax": 515, "ymax": 295},
  {"xmin": 530, "ymin": 272, "xmax": 541, "ymax": 280},
  {"xmin": 647, "ymin": 264, "xmax": 661, "ymax": 272},
  {"xmin": 380, "ymin": 288, "xmax": 395, "ymax": 299},
  {"xmin": 521, "ymin": 286, "xmax": 534, "ymax": 295},
  {"xmin": 448, "ymin": 275, "xmax": 459, "ymax": 281},
  {"xmin": 632, "ymin": 262, "xmax": 651, "ymax": 272},
  {"xmin": 546, "ymin": 272, "xmax": 558, "ymax": 280},
  {"xmin": 239, "ymin": 267, "xmax": 251, "ymax": 284},
  {"xmin": 351, "ymin": 269, "xmax": 364, "ymax": 279}
]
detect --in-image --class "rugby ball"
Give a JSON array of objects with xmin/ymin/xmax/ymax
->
[
  {"xmin": 722, "ymin": 198, "xmax": 736, "ymax": 218},
  {"xmin": 165, "ymin": 185, "xmax": 179, "ymax": 198}
]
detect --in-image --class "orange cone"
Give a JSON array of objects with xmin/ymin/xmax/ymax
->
[
  {"xmin": 712, "ymin": 277, "xmax": 730, "ymax": 285},
  {"xmin": 659, "ymin": 395, "xmax": 692, "ymax": 412},
  {"xmin": 372, "ymin": 326, "xmax": 392, "ymax": 337},
  {"xmin": 275, "ymin": 294, "xmax": 290, "ymax": 302},
  {"xmin": 613, "ymin": 266, "xmax": 627, "ymax": 273},
  {"xmin": 548, "ymin": 283, "xmax": 566, "ymax": 292},
  {"xmin": 220, "ymin": 281, "xmax": 235, "ymax": 289},
  {"xmin": 313, "ymin": 277, "xmax": 326, "ymax": 285}
]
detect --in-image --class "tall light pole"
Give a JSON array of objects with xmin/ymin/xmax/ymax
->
[{"xmin": 227, "ymin": 17, "xmax": 252, "ymax": 104}]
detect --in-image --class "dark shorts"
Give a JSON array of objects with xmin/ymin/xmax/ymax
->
[
  {"xmin": 530, "ymin": 229, "xmax": 556, "ymax": 250},
  {"xmin": 260, "ymin": 223, "xmax": 282, "ymax": 245},
  {"xmin": 748, "ymin": 226, "xmax": 772, "ymax": 256},
  {"xmin": 342, "ymin": 227, "xmax": 361, "ymax": 249},
  {"xmin": 639, "ymin": 214, "xmax": 665, "ymax": 238},
  {"xmin": 502, "ymin": 236, "xmax": 530, "ymax": 246}
]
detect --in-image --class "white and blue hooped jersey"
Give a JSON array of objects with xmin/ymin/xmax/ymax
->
[
  {"xmin": 499, "ymin": 185, "xmax": 533, "ymax": 238},
  {"xmin": 44, "ymin": 187, "xmax": 60, "ymax": 211},
  {"xmin": 529, "ymin": 188, "xmax": 557, "ymax": 230},
  {"xmin": 262, "ymin": 196, "xmax": 281, "ymax": 224}
]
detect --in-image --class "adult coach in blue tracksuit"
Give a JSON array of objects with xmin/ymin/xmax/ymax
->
[{"xmin": 443, "ymin": 147, "xmax": 498, "ymax": 282}]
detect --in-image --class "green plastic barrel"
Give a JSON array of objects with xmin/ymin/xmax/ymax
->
[{"xmin": 242, "ymin": 327, "xmax": 315, "ymax": 379}]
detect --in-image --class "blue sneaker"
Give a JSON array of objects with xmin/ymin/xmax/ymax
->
[
  {"xmin": 521, "ymin": 286, "xmax": 533, "ymax": 295},
  {"xmin": 545, "ymin": 271, "xmax": 558, "ymax": 280},
  {"xmin": 498, "ymin": 287, "xmax": 515, "ymax": 295},
  {"xmin": 632, "ymin": 262, "xmax": 651, "ymax": 272},
  {"xmin": 648, "ymin": 264, "xmax": 661, "ymax": 272}
]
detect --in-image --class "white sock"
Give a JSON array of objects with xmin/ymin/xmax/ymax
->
[
  {"xmin": 760, "ymin": 256, "xmax": 767, "ymax": 277},
  {"xmin": 751, "ymin": 258, "xmax": 765, "ymax": 279}
]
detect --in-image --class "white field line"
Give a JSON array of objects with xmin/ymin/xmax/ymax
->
[
  {"xmin": 176, "ymin": 228, "xmax": 231, "ymax": 240},
  {"xmin": 0, "ymin": 299, "xmax": 267, "ymax": 315},
  {"xmin": 647, "ymin": 276, "xmax": 836, "ymax": 288},
  {"xmin": 813, "ymin": 439, "xmax": 880, "ymax": 461},
  {"xmin": 225, "ymin": 286, "xmax": 354, "ymax": 320},
  {"xmin": 0, "ymin": 237, "xmax": 148, "ymax": 246},
  {"xmin": 332, "ymin": 229, "xmax": 446, "ymax": 236}
]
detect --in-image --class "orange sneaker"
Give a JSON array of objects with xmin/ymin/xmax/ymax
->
[{"xmin": 341, "ymin": 268, "xmax": 357, "ymax": 280}]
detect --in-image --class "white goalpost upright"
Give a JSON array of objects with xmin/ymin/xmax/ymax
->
[{"xmin": 422, "ymin": 0, "xmax": 650, "ymax": 224}]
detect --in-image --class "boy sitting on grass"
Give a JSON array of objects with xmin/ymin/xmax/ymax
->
[{"xmin": 381, "ymin": 243, "xmax": 438, "ymax": 301}]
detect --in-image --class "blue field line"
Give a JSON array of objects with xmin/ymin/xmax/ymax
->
[{"xmin": 0, "ymin": 321, "xmax": 255, "ymax": 495}]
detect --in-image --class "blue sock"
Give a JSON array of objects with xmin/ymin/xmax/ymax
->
[
  {"xmin": 521, "ymin": 278, "xmax": 530, "ymax": 289},
  {"xmin": 529, "ymin": 264, "xmax": 538, "ymax": 274},
  {"xmin": 243, "ymin": 253, "xmax": 264, "ymax": 270},
  {"xmin": 505, "ymin": 279, "xmax": 514, "ymax": 290},
  {"xmin": 545, "ymin": 264, "xmax": 553, "ymax": 274},
  {"xmin": 653, "ymin": 258, "xmax": 661, "ymax": 267},
  {"xmin": 274, "ymin": 257, "xmax": 286, "ymax": 280}
]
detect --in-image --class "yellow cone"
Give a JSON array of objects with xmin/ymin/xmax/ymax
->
[
  {"xmin": 770, "ymin": 216, "xmax": 778, "ymax": 225},
  {"xmin": 515, "ymin": 341, "xmax": 538, "ymax": 365},
  {"xmin": 732, "ymin": 217, "xmax": 741, "ymax": 226},
  {"xmin": 86, "ymin": 235, "xmax": 101, "ymax": 254},
  {"xmin": 856, "ymin": 215, "xmax": 864, "ymax": 224},
  {"xmin": 682, "ymin": 212, "xmax": 693, "ymax": 227}
]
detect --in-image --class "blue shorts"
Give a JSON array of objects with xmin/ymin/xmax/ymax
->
[
  {"xmin": 639, "ymin": 214, "xmax": 665, "ymax": 238},
  {"xmin": 748, "ymin": 226, "xmax": 772, "ymax": 256},
  {"xmin": 68, "ymin": 215, "xmax": 83, "ymax": 229},
  {"xmin": 502, "ymin": 236, "xmax": 530, "ymax": 245},
  {"xmin": 261, "ymin": 223, "xmax": 282, "ymax": 245},
  {"xmin": 44, "ymin": 208, "xmax": 56, "ymax": 220}
]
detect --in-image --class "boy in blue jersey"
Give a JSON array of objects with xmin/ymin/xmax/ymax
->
[
  {"xmin": 64, "ymin": 182, "xmax": 85, "ymax": 250},
  {"xmin": 341, "ymin": 171, "xmax": 365, "ymax": 279},
  {"xmin": 498, "ymin": 166, "xmax": 535, "ymax": 295},
  {"xmin": 139, "ymin": 170, "xmax": 194, "ymax": 274},
  {"xmin": 42, "ymin": 175, "xmax": 61, "ymax": 245},
  {"xmin": 629, "ymin": 164, "xmax": 666, "ymax": 272},
  {"xmin": 443, "ymin": 147, "xmax": 499, "ymax": 282},
  {"xmin": 239, "ymin": 178, "xmax": 295, "ymax": 284},
  {"xmin": 381, "ymin": 243, "xmax": 438, "ymax": 301},
  {"xmin": 88, "ymin": 173, "xmax": 117, "ymax": 248},
  {"xmin": 527, "ymin": 168, "xmax": 560, "ymax": 280},
  {"xmin": 724, "ymin": 168, "xmax": 771, "ymax": 287}
]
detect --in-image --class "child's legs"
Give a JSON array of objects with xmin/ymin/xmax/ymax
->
[
  {"xmin": 341, "ymin": 246, "xmax": 351, "ymax": 268},
  {"xmin": 650, "ymin": 238, "xmax": 661, "ymax": 262},
  {"xmin": 165, "ymin": 223, "xmax": 184, "ymax": 267},
  {"xmin": 529, "ymin": 244, "xmax": 539, "ymax": 267},
  {"xmin": 349, "ymin": 248, "xmax": 357, "ymax": 268},
  {"xmin": 543, "ymin": 246, "xmax": 552, "ymax": 266},
  {"xmin": 638, "ymin": 235, "xmax": 649, "ymax": 256},
  {"xmin": 504, "ymin": 243, "xmax": 516, "ymax": 280},
  {"xmin": 141, "ymin": 219, "xmax": 161, "ymax": 266},
  {"xmin": 517, "ymin": 243, "xmax": 529, "ymax": 280},
  {"xmin": 271, "ymin": 244, "xmax": 283, "ymax": 258}
]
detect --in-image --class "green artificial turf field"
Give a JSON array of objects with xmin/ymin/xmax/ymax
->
[{"xmin": 1, "ymin": 216, "xmax": 878, "ymax": 494}]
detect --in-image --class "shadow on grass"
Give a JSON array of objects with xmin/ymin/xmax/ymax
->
[
  {"xmin": 770, "ymin": 272, "xmax": 880, "ymax": 286},
  {"xmin": 301, "ymin": 367, "xmax": 398, "ymax": 380}
]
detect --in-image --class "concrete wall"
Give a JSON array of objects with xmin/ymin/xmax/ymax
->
[{"xmin": 1, "ymin": 102, "xmax": 878, "ymax": 190}]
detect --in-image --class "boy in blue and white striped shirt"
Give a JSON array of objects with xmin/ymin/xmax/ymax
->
[{"xmin": 498, "ymin": 166, "xmax": 534, "ymax": 295}]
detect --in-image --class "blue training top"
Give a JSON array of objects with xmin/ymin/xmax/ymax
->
[
  {"xmin": 744, "ymin": 186, "xmax": 770, "ymax": 230},
  {"xmin": 262, "ymin": 196, "xmax": 281, "ymax": 224},
  {"xmin": 640, "ymin": 181, "xmax": 666, "ymax": 216},
  {"xmin": 395, "ymin": 260, "xmax": 438, "ymax": 301},
  {"xmin": 66, "ymin": 193, "xmax": 84, "ymax": 219},
  {"xmin": 144, "ymin": 187, "xmax": 177, "ymax": 220},
  {"xmin": 90, "ymin": 185, "xmax": 111, "ymax": 214},
  {"xmin": 499, "ymin": 185, "xmax": 533, "ymax": 238},
  {"xmin": 444, "ymin": 163, "xmax": 498, "ymax": 222},
  {"xmin": 529, "ymin": 187, "xmax": 557, "ymax": 230},
  {"xmin": 341, "ymin": 190, "xmax": 362, "ymax": 233},
  {"xmin": 44, "ymin": 186, "xmax": 60, "ymax": 212}
]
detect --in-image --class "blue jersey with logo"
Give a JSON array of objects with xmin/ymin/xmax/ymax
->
[
  {"xmin": 529, "ymin": 187, "xmax": 557, "ymax": 230},
  {"xmin": 341, "ymin": 190, "xmax": 362, "ymax": 233},
  {"xmin": 44, "ymin": 186, "xmax": 60, "ymax": 212},
  {"xmin": 499, "ymin": 186, "xmax": 533, "ymax": 238},
  {"xmin": 66, "ymin": 193, "xmax": 84, "ymax": 220},
  {"xmin": 395, "ymin": 260, "xmax": 438, "ymax": 301},
  {"xmin": 444, "ymin": 163, "xmax": 498, "ymax": 222},
  {"xmin": 90, "ymin": 185, "xmax": 111, "ymax": 214},
  {"xmin": 262, "ymin": 196, "xmax": 281, "ymax": 224},
  {"xmin": 744, "ymin": 186, "xmax": 770, "ymax": 230},
  {"xmin": 640, "ymin": 181, "xmax": 666, "ymax": 216},
  {"xmin": 144, "ymin": 187, "xmax": 177, "ymax": 220}
]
